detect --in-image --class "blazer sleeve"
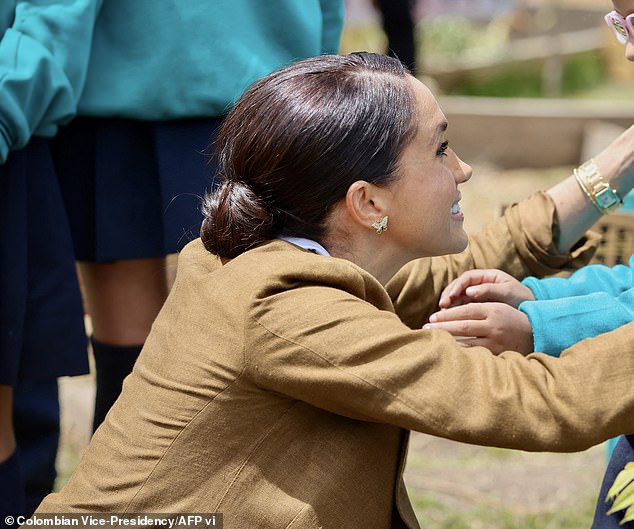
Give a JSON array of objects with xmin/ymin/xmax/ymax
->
[
  {"xmin": 386, "ymin": 191, "xmax": 600, "ymax": 328},
  {"xmin": 247, "ymin": 278, "xmax": 634, "ymax": 453},
  {"xmin": 0, "ymin": 0, "xmax": 103, "ymax": 162}
]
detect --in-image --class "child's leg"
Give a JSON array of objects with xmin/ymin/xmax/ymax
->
[{"xmin": 78, "ymin": 258, "xmax": 168, "ymax": 431}]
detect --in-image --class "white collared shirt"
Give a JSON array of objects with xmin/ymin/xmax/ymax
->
[{"xmin": 278, "ymin": 236, "xmax": 330, "ymax": 257}]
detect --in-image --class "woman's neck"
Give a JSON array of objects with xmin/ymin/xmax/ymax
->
[{"xmin": 324, "ymin": 233, "xmax": 407, "ymax": 286}]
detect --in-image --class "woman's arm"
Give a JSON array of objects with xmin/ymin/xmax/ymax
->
[
  {"xmin": 548, "ymin": 126, "xmax": 634, "ymax": 253},
  {"xmin": 249, "ymin": 276, "xmax": 634, "ymax": 453}
]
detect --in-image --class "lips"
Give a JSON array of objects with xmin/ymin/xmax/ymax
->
[{"xmin": 450, "ymin": 200, "xmax": 464, "ymax": 221}]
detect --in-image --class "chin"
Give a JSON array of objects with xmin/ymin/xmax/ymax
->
[
  {"xmin": 442, "ymin": 235, "xmax": 469, "ymax": 256},
  {"xmin": 411, "ymin": 230, "xmax": 469, "ymax": 259}
]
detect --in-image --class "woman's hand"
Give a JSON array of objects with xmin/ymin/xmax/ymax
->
[
  {"xmin": 438, "ymin": 269, "xmax": 535, "ymax": 309},
  {"xmin": 424, "ymin": 302, "xmax": 534, "ymax": 355}
]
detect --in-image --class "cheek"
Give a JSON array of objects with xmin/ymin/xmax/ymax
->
[{"xmin": 424, "ymin": 191, "xmax": 453, "ymax": 233}]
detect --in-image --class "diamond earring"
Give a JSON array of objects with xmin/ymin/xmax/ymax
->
[{"xmin": 371, "ymin": 216, "xmax": 388, "ymax": 234}]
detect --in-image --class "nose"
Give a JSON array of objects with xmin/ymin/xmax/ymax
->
[
  {"xmin": 452, "ymin": 150, "xmax": 472, "ymax": 184},
  {"xmin": 626, "ymin": 42, "xmax": 634, "ymax": 61}
]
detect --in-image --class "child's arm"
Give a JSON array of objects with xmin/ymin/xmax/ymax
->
[
  {"xmin": 426, "ymin": 288, "xmax": 634, "ymax": 356},
  {"xmin": 519, "ymin": 288, "xmax": 634, "ymax": 356},
  {"xmin": 523, "ymin": 255, "xmax": 634, "ymax": 301}
]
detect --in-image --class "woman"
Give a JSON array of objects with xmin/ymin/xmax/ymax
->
[{"xmin": 36, "ymin": 53, "xmax": 634, "ymax": 527}]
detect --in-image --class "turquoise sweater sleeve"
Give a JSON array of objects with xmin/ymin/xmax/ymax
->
[
  {"xmin": 521, "ymin": 254, "xmax": 634, "ymax": 299},
  {"xmin": 519, "ymin": 254, "xmax": 634, "ymax": 356},
  {"xmin": 0, "ymin": 0, "xmax": 102, "ymax": 162},
  {"xmin": 519, "ymin": 289, "xmax": 634, "ymax": 356}
]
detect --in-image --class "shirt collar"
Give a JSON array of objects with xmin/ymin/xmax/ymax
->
[{"xmin": 278, "ymin": 236, "xmax": 330, "ymax": 256}]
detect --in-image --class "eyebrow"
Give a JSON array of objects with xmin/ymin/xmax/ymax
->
[{"xmin": 432, "ymin": 121, "xmax": 448, "ymax": 144}]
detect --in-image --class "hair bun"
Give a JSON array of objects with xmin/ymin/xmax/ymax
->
[{"xmin": 200, "ymin": 180, "xmax": 277, "ymax": 258}]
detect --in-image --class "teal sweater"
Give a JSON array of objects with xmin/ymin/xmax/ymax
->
[
  {"xmin": 520, "ymin": 254, "xmax": 634, "ymax": 356},
  {"xmin": 0, "ymin": 0, "xmax": 344, "ymax": 162}
]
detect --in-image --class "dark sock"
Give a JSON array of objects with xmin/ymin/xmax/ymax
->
[
  {"xmin": 0, "ymin": 449, "xmax": 25, "ymax": 519},
  {"xmin": 91, "ymin": 339, "xmax": 142, "ymax": 432},
  {"xmin": 13, "ymin": 379, "xmax": 60, "ymax": 515}
]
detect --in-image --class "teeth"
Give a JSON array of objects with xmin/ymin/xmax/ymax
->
[{"xmin": 451, "ymin": 202, "xmax": 462, "ymax": 214}]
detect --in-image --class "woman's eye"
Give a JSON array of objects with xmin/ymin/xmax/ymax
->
[{"xmin": 437, "ymin": 140, "xmax": 449, "ymax": 157}]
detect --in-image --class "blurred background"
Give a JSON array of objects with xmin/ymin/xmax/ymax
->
[{"xmin": 57, "ymin": 1, "xmax": 634, "ymax": 528}]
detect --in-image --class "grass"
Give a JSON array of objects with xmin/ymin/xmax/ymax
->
[
  {"xmin": 403, "ymin": 433, "xmax": 606, "ymax": 529},
  {"xmin": 443, "ymin": 51, "xmax": 605, "ymax": 98},
  {"xmin": 409, "ymin": 491, "xmax": 597, "ymax": 529}
]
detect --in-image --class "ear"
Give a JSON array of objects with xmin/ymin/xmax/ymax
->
[{"xmin": 344, "ymin": 180, "xmax": 389, "ymax": 231}]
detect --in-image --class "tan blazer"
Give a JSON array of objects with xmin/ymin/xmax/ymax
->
[{"xmin": 38, "ymin": 192, "xmax": 634, "ymax": 529}]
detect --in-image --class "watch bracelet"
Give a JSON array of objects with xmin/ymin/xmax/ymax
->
[{"xmin": 573, "ymin": 159, "xmax": 621, "ymax": 215}]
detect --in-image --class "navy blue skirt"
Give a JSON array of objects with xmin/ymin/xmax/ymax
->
[
  {"xmin": 52, "ymin": 117, "xmax": 222, "ymax": 262},
  {"xmin": 0, "ymin": 139, "xmax": 89, "ymax": 385}
]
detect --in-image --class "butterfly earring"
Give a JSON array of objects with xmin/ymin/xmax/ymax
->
[{"xmin": 371, "ymin": 216, "xmax": 388, "ymax": 234}]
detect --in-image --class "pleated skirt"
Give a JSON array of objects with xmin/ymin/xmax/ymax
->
[
  {"xmin": 52, "ymin": 116, "xmax": 222, "ymax": 262},
  {"xmin": 0, "ymin": 139, "xmax": 88, "ymax": 385}
]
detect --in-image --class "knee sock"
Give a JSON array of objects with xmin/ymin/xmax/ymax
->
[
  {"xmin": 91, "ymin": 339, "xmax": 142, "ymax": 433},
  {"xmin": 0, "ymin": 449, "xmax": 25, "ymax": 518}
]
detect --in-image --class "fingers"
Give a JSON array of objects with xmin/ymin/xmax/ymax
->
[
  {"xmin": 424, "ymin": 304, "xmax": 491, "ymax": 337},
  {"xmin": 423, "ymin": 305, "xmax": 505, "ymax": 353},
  {"xmin": 425, "ymin": 303, "xmax": 535, "ymax": 356},
  {"xmin": 460, "ymin": 283, "xmax": 525, "ymax": 306},
  {"xmin": 438, "ymin": 269, "xmax": 513, "ymax": 308},
  {"xmin": 439, "ymin": 270, "xmax": 532, "ymax": 309},
  {"xmin": 424, "ymin": 319, "xmax": 490, "ymax": 338},
  {"xmin": 428, "ymin": 303, "xmax": 488, "ymax": 323}
]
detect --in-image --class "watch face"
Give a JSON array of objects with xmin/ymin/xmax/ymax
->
[{"xmin": 597, "ymin": 189, "xmax": 619, "ymax": 209}]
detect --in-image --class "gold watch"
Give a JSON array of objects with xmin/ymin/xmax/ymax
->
[{"xmin": 574, "ymin": 159, "xmax": 623, "ymax": 214}]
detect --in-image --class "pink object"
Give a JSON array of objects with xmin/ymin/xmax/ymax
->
[{"xmin": 605, "ymin": 10, "xmax": 634, "ymax": 45}]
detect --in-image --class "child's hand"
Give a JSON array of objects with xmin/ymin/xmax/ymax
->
[
  {"xmin": 439, "ymin": 269, "xmax": 535, "ymax": 309},
  {"xmin": 424, "ymin": 302, "xmax": 534, "ymax": 356}
]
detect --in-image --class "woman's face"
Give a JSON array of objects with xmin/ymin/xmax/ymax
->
[
  {"xmin": 383, "ymin": 76, "xmax": 472, "ymax": 260},
  {"xmin": 612, "ymin": 0, "xmax": 634, "ymax": 61}
]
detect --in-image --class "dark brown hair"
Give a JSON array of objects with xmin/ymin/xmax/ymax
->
[{"xmin": 201, "ymin": 52, "xmax": 417, "ymax": 258}]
